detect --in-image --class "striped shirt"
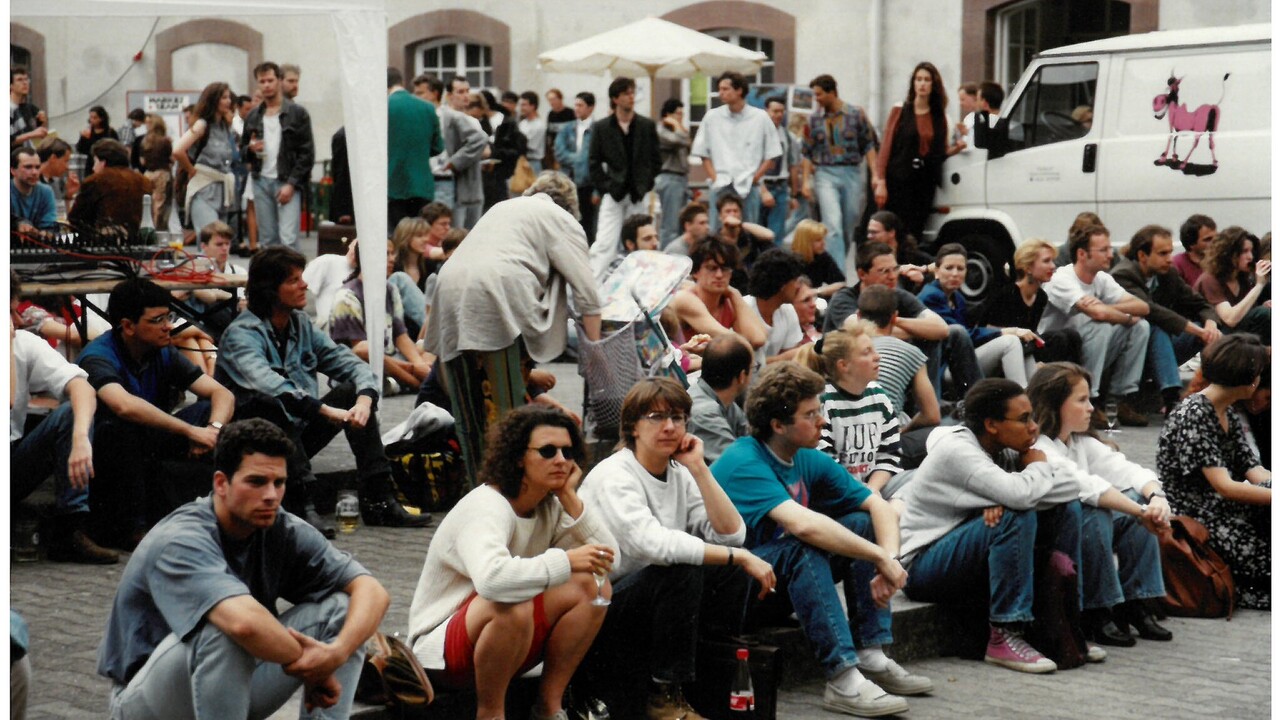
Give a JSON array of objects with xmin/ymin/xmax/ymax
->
[
  {"xmin": 817, "ymin": 381, "xmax": 902, "ymax": 483},
  {"xmin": 871, "ymin": 336, "xmax": 928, "ymax": 417}
]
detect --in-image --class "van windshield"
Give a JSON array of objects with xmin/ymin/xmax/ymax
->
[{"xmin": 1005, "ymin": 62, "xmax": 1099, "ymax": 151}]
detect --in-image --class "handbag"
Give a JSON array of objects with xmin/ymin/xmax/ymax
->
[
  {"xmin": 509, "ymin": 155, "xmax": 537, "ymax": 194},
  {"xmin": 355, "ymin": 632, "xmax": 434, "ymax": 715},
  {"xmin": 1157, "ymin": 515, "xmax": 1236, "ymax": 618}
]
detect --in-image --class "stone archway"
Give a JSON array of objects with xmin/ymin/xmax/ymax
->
[
  {"xmin": 155, "ymin": 18, "xmax": 263, "ymax": 92},
  {"xmin": 387, "ymin": 10, "xmax": 511, "ymax": 91},
  {"xmin": 10, "ymin": 23, "xmax": 46, "ymax": 109}
]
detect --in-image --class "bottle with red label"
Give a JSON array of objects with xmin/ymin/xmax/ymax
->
[{"xmin": 730, "ymin": 647, "xmax": 755, "ymax": 715}]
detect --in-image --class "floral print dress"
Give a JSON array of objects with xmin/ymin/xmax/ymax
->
[{"xmin": 1157, "ymin": 393, "xmax": 1271, "ymax": 609}]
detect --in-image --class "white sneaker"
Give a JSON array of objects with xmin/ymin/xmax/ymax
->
[
  {"xmin": 861, "ymin": 658, "xmax": 934, "ymax": 695},
  {"xmin": 1085, "ymin": 642, "xmax": 1107, "ymax": 663},
  {"xmin": 822, "ymin": 680, "xmax": 909, "ymax": 717}
]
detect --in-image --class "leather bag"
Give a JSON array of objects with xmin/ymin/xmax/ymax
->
[{"xmin": 1158, "ymin": 515, "xmax": 1236, "ymax": 618}]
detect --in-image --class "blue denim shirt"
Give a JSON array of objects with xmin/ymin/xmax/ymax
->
[
  {"xmin": 215, "ymin": 308, "xmax": 377, "ymax": 423},
  {"xmin": 554, "ymin": 120, "xmax": 592, "ymax": 189}
]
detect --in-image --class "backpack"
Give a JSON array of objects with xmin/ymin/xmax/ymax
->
[{"xmin": 1158, "ymin": 515, "xmax": 1236, "ymax": 618}]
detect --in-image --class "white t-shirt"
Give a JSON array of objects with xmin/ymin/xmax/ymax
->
[
  {"xmin": 12, "ymin": 331, "xmax": 88, "ymax": 442},
  {"xmin": 744, "ymin": 296, "xmax": 804, "ymax": 365},
  {"xmin": 1038, "ymin": 265, "xmax": 1129, "ymax": 333},
  {"xmin": 689, "ymin": 104, "xmax": 782, "ymax": 197},
  {"xmin": 261, "ymin": 113, "xmax": 282, "ymax": 179},
  {"xmin": 302, "ymin": 254, "xmax": 354, "ymax": 331}
]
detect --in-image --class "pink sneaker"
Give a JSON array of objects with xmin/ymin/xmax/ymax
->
[{"xmin": 984, "ymin": 624, "xmax": 1057, "ymax": 673}]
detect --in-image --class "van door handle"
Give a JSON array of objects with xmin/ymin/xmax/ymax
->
[{"xmin": 1082, "ymin": 143, "xmax": 1098, "ymax": 173}]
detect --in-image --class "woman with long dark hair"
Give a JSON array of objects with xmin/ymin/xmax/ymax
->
[
  {"xmin": 138, "ymin": 114, "xmax": 173, "ymax": 229},
  {"xmin": 173, "ymin": 82, "xmax": 238, "ymax": 234},
  {"xmin": 875, "ymin": 62, "xmax": 966, "ymax": 240},
  {"xmin": 75, "ymin": 105, "xmax": 118, "ymax": 181},
  {"xmin": 1194, "ymin": 226, "xmax": 1270, "ymax": 343}
]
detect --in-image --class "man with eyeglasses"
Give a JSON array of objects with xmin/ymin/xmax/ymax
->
[
  {"xmin": 76, "ymin": 278, "xmax": 235, "ymax": 551},
  {"xmin": 826, "ymin": 242, "xmax": 980, "ymax": 404},
  {"xmin": 581, "ymin": 378, "xmax": 775, "ymax": 719},
  {"xmin": 711, "ymin": 362, "xmax": 932, "ymax": 718}
]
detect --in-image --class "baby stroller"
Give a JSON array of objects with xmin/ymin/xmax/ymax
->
[{"xmin": 577, "ymin": 251, "xmax": 693, "ymax": 446}]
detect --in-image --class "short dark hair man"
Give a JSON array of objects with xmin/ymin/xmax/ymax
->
[
  {"xmin": 1112, "ymin": 224, "xmax": 1221, "ymax": 413},
  {"xmin": 76, "ymin": 278, "xmax": 236, "ymax": 548},
  {"xmin": 712, "ymin": 362, "xmax": 931, "ymax": 715},
  {"xmin": 655, "ymin": 97, "xmax": 692, "ymax": 248},
  {"xmin": 517, "ymin": 90, "xmax": 547, "ymax": 172},
  {"xmin": 281, "ymin": 63, "xmax": 302, "ymax": 99},
  {"xmin": 10, "ymin": 67, "xmax": 48, "ymax": 150},
  {"xmin": 241, "ymin": 61, "xmax": 315, "ymax": 251},
  {"xmin": 554, "ymin": 91, "xmax": 598, "ymax": 238},
  {"xmin": 746, "ymin": 247, "xmax": 807, "ymax": 364},
  {"xmin": 216, "ymin": 247, "xmax": 429, "ymax": 534},
  {"xmin": 67, "ymin": 137, "xmax": 152, "ymax": 234},
  {"xmin": 691, "ymin": 71, "xmax": 782, "ymax": 233},
  {"xmin": 387, "ymin": 65, "xmax": 444, "ymax": 233},
  {"xmin": 1039, "ymin": 224, "xmax": 1151, "ymax": 427},
  {"xmin": 1174, "ymin": 213, "xmax": 1217, "ymax": 287},
  {"xmin": 414, "ymin": 73, "xmax": 489, "ymax": 230},
  {"xmin": 802, "ymin": 74, "xmax": 882, "ymax": 276},
  {"xmin": 588, "ymin": 77, "xmax": 661, "ymax": 281},
  {"xmin": 36, "ymin": 136, "xmax": 78, "ymax": 205},
  {"xmin": 665, "ymin": 201, "xmax": 710, "ymax": 257},
  {"xmin": 687, "ymin": 334, "xmax": 753, "ymax": 463},
  {"xmin": 11, "ymin": 146, "xmax": 57, "ymax": 232},
  {"xmin": 978, "ymin": 81, "xmax": 1005, "ymax": 114},
  {"xmin": 759, "ymin": 95, "xmax": 802, "ymax": 242},
  {"xmin": 97, "ymin": 419, "xmax": 391, "ymax": 719}
]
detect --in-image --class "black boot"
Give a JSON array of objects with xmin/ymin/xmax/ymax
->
[
  {"xmin": 360, "ymin": 475, "xmax": 432, "ymax": 528},
  {"xmin": 1083, "ymin": 607, "xmax": 1135, "ymax": 647},
  {"xmin": 1117, "ymin": 599, "xmax": 1173, "ymax": 641}
]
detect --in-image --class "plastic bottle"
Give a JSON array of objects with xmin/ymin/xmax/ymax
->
[{"xmin": 730, "ymin": 647, "xmax": 755, "ymax": 715}]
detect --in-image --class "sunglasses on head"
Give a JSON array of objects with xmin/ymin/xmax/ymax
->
[{"xmin": 527, "ymin": 444, "xmax": 579, "ymax": 461}]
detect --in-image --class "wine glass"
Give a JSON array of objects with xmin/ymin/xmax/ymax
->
[
  {"xmin": 591, "ymin": 571, "xmax": 610, "ymax": 607},
  {"xmin": 1104, "ymin": 400, "xmax": 1120, "ymax": 434}
]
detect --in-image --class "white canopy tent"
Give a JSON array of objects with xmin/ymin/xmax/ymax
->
[{"xmin": 12, "ymin": 0, "xmax": 392, "ymax": 377}]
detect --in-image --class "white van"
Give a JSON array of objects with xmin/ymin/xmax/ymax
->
[{"xmin": 928, "ymin": 23, "xmax": 1270, "ymax": 298}]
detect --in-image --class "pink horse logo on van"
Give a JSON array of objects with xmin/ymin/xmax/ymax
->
[{"xmin": 1152, "ymin": 72, "xmax": 1229, "ymax": 175}]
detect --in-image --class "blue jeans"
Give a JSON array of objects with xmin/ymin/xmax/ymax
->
[
  {"xmin": 760, "ymin": 180, "xmax": 791, "ymax": 244},
  {"xmin": 707, "ymin": 184, "xmax": 761, "ymax": 233},
  {"xmin": 189, "ymin": 189, "xmax": 228, "ymax": 235},
  {"xmin": 109, "ymin": 592, "xmax": 364, "ymax": 720},
  {"xmin": 750, "ymin": 510, "xmax": 893, "ymax": 679},
  {"xmin": 654, "ymin": 172, "xmax": 688, "ymax": 249},
  {"xmin": 919, "ymin": 324, "xmax": 983, "ymax": 401},
  {"xmin": 253, "ymin": 175, "xmax": 302, "ymax": 251},
  {"xmin": 1146, "ymin": 325, "xmax": 1203, "ymax": 392},
  {"xmin": 905, "ymin": 502, "xmax": 1083, "ymax": 622},
  {"xmin": 11, "ymin": 402, "xmax": 91, "ymax": 515},
  {"xmin": 434, "ymin": 177, "xmax": 455, "ymax": 209},
  {"xmin": 388, "ymin": 271, "xmax": 426, "ymax": 340},
  {"xmin": 1080, "ymin": 492, "xmax": 1166, "ymax": 610},
  {"xmin": 813, "ymin": 165, "xmax": 865, "ymax": 277}
]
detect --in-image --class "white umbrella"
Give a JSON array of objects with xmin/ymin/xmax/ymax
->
[{"xmin": 537, "ymin": 16, "xmax": 766, "ymax": 83}]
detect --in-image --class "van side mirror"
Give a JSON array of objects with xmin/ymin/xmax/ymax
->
[{"xmin": 973, "ymin": 111, "xmax": 1008, "ymax": 159}]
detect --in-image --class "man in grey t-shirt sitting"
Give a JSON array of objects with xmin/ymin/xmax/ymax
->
[
  {"xmin": 97, "ymin": 419, "xmax": 391, "ymax": 719},
  {"xmin": 687, "ymin": 334, "xmax": 754, "ymax": 464}
]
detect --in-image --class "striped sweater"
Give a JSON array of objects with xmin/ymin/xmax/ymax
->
[{"xmin": 817, "ymin": 381, "xmax": 903, "ymax": 483}]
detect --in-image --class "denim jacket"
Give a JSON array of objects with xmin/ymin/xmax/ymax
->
[
  {"xmin": 239, "ymin": 99, "xmax": 316, "ymax": 191},
  {"xmin": 215, "ymin": 308, "xmax": 376, "ymax": 423}
]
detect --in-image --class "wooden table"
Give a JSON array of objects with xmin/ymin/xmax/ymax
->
[{"xmin": 19, "ymin": 274, "xmax": 248, "ymax": 339}]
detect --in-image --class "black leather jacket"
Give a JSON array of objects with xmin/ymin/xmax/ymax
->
[{"xmin": 239, "ymin": 99, "xmax": 315, "ymax": 190}]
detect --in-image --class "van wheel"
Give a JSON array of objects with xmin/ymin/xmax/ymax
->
[{"xmin": 957, "ymin": 233, "xmax": 1010, "ymax": 301}]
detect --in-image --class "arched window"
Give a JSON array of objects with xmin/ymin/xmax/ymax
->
[
  {"xmin": 681, "ymin": 30, "xmax": 776, "ymax": 126},
  {"xmin": 413, "ymin": 38, "xmax": 493, "ymax": 89},
  {"xmin": 10, "ymin": 23, "xmax": 46, "ymax": 109}
]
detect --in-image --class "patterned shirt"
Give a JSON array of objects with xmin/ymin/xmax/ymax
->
[
  {"xmin": 802, "ymin": 102, "xmax": 879, "ymax": 167},
  {"xmin": 817, "ymin": 381, "xmax": 902, "ymax": 483}
]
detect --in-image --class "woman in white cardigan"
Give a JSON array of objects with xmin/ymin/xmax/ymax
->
[
  {"xmin": 407, "ymin": 405, "xmax": 619, "ymax": 720},
  {"xmin": 1027, "ymin": 362, "xmax": 1173, "ymax": 647}
]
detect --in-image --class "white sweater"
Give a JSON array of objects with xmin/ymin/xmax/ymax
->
[
  {"xmin": 1034, "ymin": 433, "xmax": 1155, "ymax": 497},
  {"xmin": 407, "ymin": 484, "xmax": 618, "ymax": 668},
  {"xmin": 581, "ymin": 449, "xmax": 746, "ymax": 582},
  {"xmin": 897, "ymin": 426, "xmax": 1078, "ymax": 564}
]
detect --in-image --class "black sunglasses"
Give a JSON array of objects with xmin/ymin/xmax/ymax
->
[{"xmin": 527, "ymin": 444, "xmax": 579, "ymax": 461}]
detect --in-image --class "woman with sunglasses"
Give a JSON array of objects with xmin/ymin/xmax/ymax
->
[
  {"xmin": 1027, "ymin": 362, "xmax": 1172, "ymax": 646},
  {"xmin": 408, "ymin": 405, "xmax": 618, "ymax": 720},
  {"xmin": 580, "ymin": 378, "xmax": 775, "ymax": 717}
]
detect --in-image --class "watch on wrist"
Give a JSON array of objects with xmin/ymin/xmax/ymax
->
[
  {"xmin": 209, "ymin": 421, "xmax": 224, "ymax": 430},
  {"xmin": 1148, "ymin": 490, "xmax": 1167, "ymax": 500}
]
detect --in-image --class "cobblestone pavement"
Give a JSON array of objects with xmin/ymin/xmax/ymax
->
[{"xmin": 11, "ymin": 363, "xmax": 1270, "ymax": 719}]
